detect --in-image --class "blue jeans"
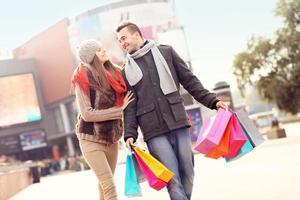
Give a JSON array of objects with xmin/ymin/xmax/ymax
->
[{"xmin": 147, "ymin": 127, "xmax": 194, "ymax": 200}]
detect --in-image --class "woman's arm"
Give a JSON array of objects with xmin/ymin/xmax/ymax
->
[{"xmin": 75, "ymin": 85, "xmax": 123, "ymax": 122}]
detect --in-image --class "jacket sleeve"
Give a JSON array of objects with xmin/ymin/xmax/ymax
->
[
  {"xmin": 75, "ymin": 85, "xmax": 123, "ymax": 122},
  {"xmin": 170, "ymin": 46, "xmax": 219, "ymax": 110},
  {"xmin": 121, "ymin": 70, "xmax": 139, "ymax": 143}
]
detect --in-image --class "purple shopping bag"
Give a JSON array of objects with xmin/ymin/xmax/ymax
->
[{"xmin": 194, "ymin": 109, "xmax": 232, "ymax": 154}]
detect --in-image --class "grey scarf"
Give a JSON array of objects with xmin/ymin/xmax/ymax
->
[{"xmin": 124, "ymin": 40, "xmax": 177, "ymax": 95}]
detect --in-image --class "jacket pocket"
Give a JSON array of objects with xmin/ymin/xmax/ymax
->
[
  {"xmin": 136, "ymin": 103, "xmax": 159, "ymax": 133},
  {"xmin": 167, "ymin": 96, "xmax": 187, "ymax": 121}
]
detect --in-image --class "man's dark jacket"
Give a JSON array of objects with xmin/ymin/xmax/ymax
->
[{"xmin": 121, "ymin": 44, "xmax": 219, "ymax": 142}]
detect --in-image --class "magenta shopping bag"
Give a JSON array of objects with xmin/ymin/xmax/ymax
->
[
  {"xmin": 223, "ymin": 113, "xmax": 247, "ymax": 158},
  {"xmin": 133, "ymin": 151, "xmax": 167, "ymax": 191},
  {"xmin": 225, "ymin": 126, "xmax": 254, "ymax": 162},
  {"xmin": 194, "ymin": 109, "xmax": 232, "ymax": 154}
]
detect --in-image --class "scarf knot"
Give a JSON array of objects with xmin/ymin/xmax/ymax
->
[{"xmin": 71, "ymin": 65, "xmax": 127, "ymax": 107}]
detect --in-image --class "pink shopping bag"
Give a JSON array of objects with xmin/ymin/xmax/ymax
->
[
  {"xmin": 205, "ymin": 117, "xmax": 233, "ymax": 159},
  {"xmin": 223, "ymin": 113, "xmax": 247, "ymax": 158},
  {"xmin": 133, "ymin": 150, "xmax": 167, "ymax": 191},
  {"xmin": 194, "ymin": 109, "xmax": 232, "ymax": 154}
]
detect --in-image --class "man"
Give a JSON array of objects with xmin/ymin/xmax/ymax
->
[{"xmin": 116, "ymin": 21, "xmax": 227, "ymax": 200}]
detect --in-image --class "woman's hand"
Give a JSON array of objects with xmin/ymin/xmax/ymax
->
[{"xmin": 122, "ymin": 91, "xmax": 134, "ymax": 110}]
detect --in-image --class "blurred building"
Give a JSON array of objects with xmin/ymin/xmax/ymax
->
[
  {"xmin": 0, "ymin": 0, "xmax": 200, "ymax": 161},
  {"xmin": 0, "ymin": 49, "xmax": 12, "ymax": 60},
  {"xmin": 0, "ymin": 59, "xmax": 62, "ymax": 160},
  {"xmin": 213, "ymin": 81, "xmax": 235, "ymax": 110}
]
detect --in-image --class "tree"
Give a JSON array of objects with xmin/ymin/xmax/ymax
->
[{"xmin": 233, "ymin": 0, "xmax": 300, "ymax": 114}]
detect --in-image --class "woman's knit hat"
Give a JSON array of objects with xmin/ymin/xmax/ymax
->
[{"xmin": 77, "ymin": 39, "xmax": 102, "ymax": 65}]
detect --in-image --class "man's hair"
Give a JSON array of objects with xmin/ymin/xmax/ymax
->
[{"xmin": 115, "ymin": 21, "xmax": 143, "ymax": 38}]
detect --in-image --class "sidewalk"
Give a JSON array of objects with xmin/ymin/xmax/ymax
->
[{"xmin": 10, "ymin": 122, "xmax": 300, "ymax": 200}]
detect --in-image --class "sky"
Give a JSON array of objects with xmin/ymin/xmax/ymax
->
[
  {"xmin": 0, "ymin": 0, "xmax": 282, "ymax": 94},
  {"xmin": 174, "ymin": 0, "xmax": 282, "ymax": 102}
]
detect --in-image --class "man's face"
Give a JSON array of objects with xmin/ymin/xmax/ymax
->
[{"xmin": 117, "ymin": 27, "xmax": 140, "ymax": 54}]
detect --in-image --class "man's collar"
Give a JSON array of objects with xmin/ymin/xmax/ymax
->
[{"xmin": 141, "ymin": 40, "xmax": 148, "ymax": 48}]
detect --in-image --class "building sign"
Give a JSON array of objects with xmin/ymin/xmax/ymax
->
[
  {"xmin": 186, "ymin": 106, "xmax": 202, "ymax": 143},
  {"xmin": 19, "ymin": 129, "xmax": 47, "ymax": 151},
  {"xmin": 0, "ymin": 73, "xmax": 41, "ymax": 127}
]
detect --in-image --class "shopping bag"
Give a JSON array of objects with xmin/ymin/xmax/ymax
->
[
  {"xmin": 194, "ymin": 109, "xmax": 232, "ymax": 154},
  {"xmin": 124, "ymin": 153, "xmax": 141, "ymax": 196},
  {"xmin": 206, "ymin": 117, "xmax": 233, "ymax": 159},
  {"xmin": 225, "ymin": 126, "xmax": 254, "ymax": 162},
  {"xmin": 134, "ymin": 147, "xmax": 174, "ymax": 183},
  {"xmin": 223, "ymin": 114, "xmax": 247, "ymax": 158},
  {"xmin": 133, "ymin": 151, "xmax": 167, "ymax": 191},
  {"xmin": 236, "ymin": 110, "xmax": 265, "ymax": 147},
  {"xmin": 132, "ymin": 152, "xmax": 146, "ymax": 183}
]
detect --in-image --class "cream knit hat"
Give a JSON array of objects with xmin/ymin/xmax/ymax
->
[{"xmin": 77, "ymin": 39, "xmax": 102, "ymax": 65}]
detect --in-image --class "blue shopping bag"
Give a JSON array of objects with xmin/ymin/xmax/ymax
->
[
  {"xmin": 125, "ymin": 153, "xmax": 141, "ymax": 196},
  {"xmin": 225, "ymin": 127, "xmax": 254, "ymax": 162}
]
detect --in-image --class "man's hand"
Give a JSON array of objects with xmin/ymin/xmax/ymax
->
[
  {"xmin": 125, "ymin": 137, "xmax": 134, "ymax": 149},
  {"xmin": 216, "ymin": 100, "xmax": 228, "ymax": 110}
]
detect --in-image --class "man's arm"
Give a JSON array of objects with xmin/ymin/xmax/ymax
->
[
  {"xmin": 170, "ymin": 46, "xmax": 219, "ymax": 109},
  {"xmin": 121, "ymin": 70, "xmax": 139, "ymax": 143}
]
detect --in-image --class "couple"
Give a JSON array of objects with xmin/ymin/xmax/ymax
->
[{"xmin": 71, "ymin": 21, "xmax": 227, "ymax": 200}]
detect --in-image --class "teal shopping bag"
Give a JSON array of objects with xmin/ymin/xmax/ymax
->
[
  {"xmin": 225, "ymin": 127, "xmax": 254, "ymax": 162},
  {"xmin": 125, "ymin": 153, "xmax": 141, "ymax": 196}
]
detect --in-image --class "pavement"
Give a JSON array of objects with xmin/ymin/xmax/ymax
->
[{"xmin": 10, "ymin": 122, "xmax": 300, "ymax": 200}]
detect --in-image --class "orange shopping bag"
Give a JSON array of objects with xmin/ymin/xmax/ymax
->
[{"xmin": 205, "ymin": 117, "xmax": 233, "ymax": 159}]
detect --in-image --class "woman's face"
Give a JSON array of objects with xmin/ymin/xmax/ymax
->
[{"xmin": 95, "ymin": 49, "xmax": 109, "ymax": 63}]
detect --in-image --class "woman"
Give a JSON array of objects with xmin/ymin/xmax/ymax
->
[{"xmin": 71, "ymin": 39, "xmax": 133, "ymax": 200}]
